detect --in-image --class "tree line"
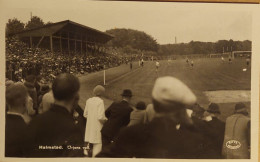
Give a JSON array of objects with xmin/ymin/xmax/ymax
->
[
  {"xmin": 158, "ymin": 40, "xmax": 251, "ymax": 56},
  {"xmin": 6, "ymin": 16, "xmax": 52, "ymax": 36},
  {"xmin": 6, "ymin": 17, "xmax": 251, "ymax": 56}
]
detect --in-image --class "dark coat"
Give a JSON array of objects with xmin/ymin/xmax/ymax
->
[
  {"xmin": 101, "ymin": 100, "xmax": 133, "ymax": 140},
  {"xmin": 192, "ymin": 116, "xmax": 225, "ymax": 157},
  {"xmin": 24, "ymin": 104, "xmax": 85, "ymax": 157},
  {"xmin": 97, "ymin": 116, "xmax": 219, "ymax": 159},
  {"xmin": 5, "ymin": 114, "xmax": 28, "ymax": 157}
]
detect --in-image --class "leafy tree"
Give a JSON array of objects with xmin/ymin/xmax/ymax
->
[
  {"xmin": 25, "ymin": 16, "xmax": 45, "ymax": 30},
  {"xmin": 106, "ymin": 28, "xmax": 159, "ymax": 52},
  {"xmin": 6, "ymin": 18, "xmax": 25, "ymax": 36}
]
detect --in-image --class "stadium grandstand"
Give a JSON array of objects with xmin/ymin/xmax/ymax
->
[{"xmin": 9, "ymin": 20, "xmax": 114, "ymax": 54}]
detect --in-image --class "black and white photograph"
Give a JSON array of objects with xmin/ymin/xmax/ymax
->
[{"xmin": 0, "ymin": 0, "xmax": 259, "ymax": 161}]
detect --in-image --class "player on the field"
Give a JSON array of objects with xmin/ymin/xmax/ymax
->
[
  {"xmin": 228, "ymin": 56, "xmax": 232, "ymax": 64},
  {"xmin": 186, "ymin": 57, "xmax": 189, "ymax": 64},
  {"xmin": 156, "ymin": 61, "xmax": 160, "ymax": 71},
  {"xmin": 246, "ymin": 56, "xmax": 250, "ymax": 67},
  {"xmin": 221, "ymin": 56, "xmax": 225, "ymax": 63},
  {"xmin": 130, "ymin": 62, "xmax": 133, "ymax": 70},
  {"xmin": 190, "ymin": 60, "xmax": 194, "ymax": 69},
  {"xmin": 141, "ymin": 59, "xmax": 144, "ymax": 68}
]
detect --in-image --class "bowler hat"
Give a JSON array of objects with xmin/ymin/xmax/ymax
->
[
  {"xmin": 121, "ymin": 89, "xmax": 132, "ymax": 97},
  {"xmin": 207, "ymin": 103, "xmax": 220, "ymax": 114}
]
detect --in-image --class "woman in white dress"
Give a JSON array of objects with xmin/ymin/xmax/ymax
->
[{"xmin": 84, "ymin": 85, "xmax": 107, "ymax": 157}]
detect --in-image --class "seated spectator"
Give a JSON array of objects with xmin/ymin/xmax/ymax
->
[
  {"xmin": 128, "ymin": 101, "xmax": 147, "ymax": 126},
  {"xmin": 25, "ymin": 73, "xmax": 84, "ymax": 157},
  {"xmin": 5, "ymin": 83, "xmax": 29, "ymax": 157}
]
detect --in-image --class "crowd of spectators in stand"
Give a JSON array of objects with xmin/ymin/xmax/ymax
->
[{"xmin": 6, "ymin": 37, "xmax": 135, "ymax": 83}]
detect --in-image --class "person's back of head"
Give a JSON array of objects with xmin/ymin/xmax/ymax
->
[
  {"xmin": 191, "ymin": 103, "xmax": 205, "ymax": 119},
  {"xmin": 206, "ymin": 103, "xmax": 221, "ymax": 118},
  {"xmin": 136, "ymin": 101, "xmax": 146, "ymax": 110},
  {"xmin": 25, "ymin": 75, "xmax": 36, "ymax": 84},
  {"xmin": 93, "ymin": 85, "xmax": 105, "ymax": 97},
  {"xmin": 52, "ymin": 73, "xmax": 80, "ymax": 107},
  {"xmin": 6, "ymin": 82, "xmax": 28, "ymax": 114},
  {"xmin": 234, "ymin": 102, "xmax": 248, "ymax": 116}
]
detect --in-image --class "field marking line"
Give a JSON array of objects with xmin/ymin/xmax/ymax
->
[{"xmin": 105, "ymin": 66, "xmax": 142, "ymax": 86}]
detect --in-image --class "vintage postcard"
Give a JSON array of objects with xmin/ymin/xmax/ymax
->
[{"xmin": 0, "ymin": 0, "xmax": 259, "ymax": 162}]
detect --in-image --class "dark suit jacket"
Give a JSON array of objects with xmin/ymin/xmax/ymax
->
[
  {"xmin": 192, "ymin": 116, "xmax": 225, "ymax": 157},
  {"xmin": 101, "ymin": 100, "xmax": 133, "ymax": 140},
  {"xmin": 97, "ymin": 116, "xmax": 219, "ymax": 159},
  {"xmin": 24, "ymin": 104, "xmax": 85, "ymax": 157},
  {"xmin": 5, "ymin": 114, "xmax": 27, "ymax": 157}
]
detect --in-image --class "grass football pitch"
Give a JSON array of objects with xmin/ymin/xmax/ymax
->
[{"xmin": 78, "ymin": 58, "xmax": 251, "ymax": 122}]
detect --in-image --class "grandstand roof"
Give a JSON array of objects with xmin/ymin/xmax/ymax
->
[{"xmin": 12, "ymin": 20, "xmax": 114, "ymax": 44}]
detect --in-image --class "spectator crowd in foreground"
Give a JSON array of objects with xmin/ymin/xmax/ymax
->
[{"xmin": 5, "ymin": 73, "xmax": 250, "ymax": 159}]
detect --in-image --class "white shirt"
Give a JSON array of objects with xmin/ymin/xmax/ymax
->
[
  {"xmin": 84, "ymin": 97, "xmax": 107, "ymax": 143},
  {"xmin": 156, "ymin": 62, "xmax": 160, "ymax": 67}
]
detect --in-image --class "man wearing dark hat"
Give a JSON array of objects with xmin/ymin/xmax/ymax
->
[
  {"xmin": 222, "ymin": 103, "xmax": 250, "ymax": 159},
  {"xmin": 97, "ymin": 76, "xmax": 218, "ymax": 158},
  {"xmin": 195, "ymin": 103, "xmax": 226, "ymax": 158},
  {"xmin": 101, "ymin": 89, "xmax": 133, "ymax": 149},
  {"xmin": 24, "ymin": 73, "xmax": 84, "ymax": 157}
]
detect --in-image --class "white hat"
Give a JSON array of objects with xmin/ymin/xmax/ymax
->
[{"xmin": 152, "ymin": 76, "xmax": 196, "ymax": 106}]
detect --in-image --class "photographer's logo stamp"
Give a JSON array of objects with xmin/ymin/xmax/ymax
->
[{"xmin": 226, "ymin": 140, "xmax": 241, "ymax": 149}]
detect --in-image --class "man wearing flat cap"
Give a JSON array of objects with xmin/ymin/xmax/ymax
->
[
  {"xmin": 101, "ymin": 89, "xmax": 133, "ymax": 149},
  {"xmin": 97, "ymin": 76, "xmax": 218, "ymax": 158},
  {"xmin": 24, "ymin": 73, "xmax": 84, "ymax": 157},
  {"xmin": 222, "ymin": 103, "xmax": 250, "ymax": 159}
]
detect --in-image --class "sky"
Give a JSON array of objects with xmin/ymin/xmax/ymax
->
[{"xmin": 1, "ymin": 0, "xmax": 253, "ymax": 44}]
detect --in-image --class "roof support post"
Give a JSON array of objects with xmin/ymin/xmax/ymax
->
[
  {"xmin": 74, "ymin": 40, "xmax": 76, "ymax": 54},
  {"xmin": 59, "ymin": 34, "xmax": 62, "ymax": 54},
  {"xmin": 30, "ymin": 36, "xmax": 33, "ymax": 48},
  {"xmin": 50, "ymin": 35, "xmax": 53, "ymax": 53},
  {"xmin": 68, "ymin": 32, "xmax": 71, "ymax": 73},
  {"xmin": 81, "ymin": 35, "xmax": 83, "ymax": 55}
]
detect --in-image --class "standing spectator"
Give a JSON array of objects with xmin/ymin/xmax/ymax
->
[
  {"xmin": 84, "ymin": 85, "xmax": 107, "ymax": 157},
  {"xmin": 39, "ymin": 90, "xmax": 55, "ymax": 114},
  {"xmin": 5, "ymin": 83, "xmax": 29, "ymax": 157},
  {"xmin": 222, "ymin": 103, "xmax": 250, "ymax": 159},
  {"xmin": 201, "ymin": 103, "xmax": 225, "ymax": 157},
  {"xmin": 101, "ymin": 89, "xmax": 133, "ymax": 148},
  {"xmin": 145, "ymin": 103, "xmax": 156, "ymax": 122},
  {"xmin": 97, "ymin": 76, "xmax": 218, "ymax": 158},
  {"xmin": 24, "ymin": 75, "xmax": 38, "ymax": 114},
  {"xmin": 25, "ymin": 74, "xmax": 84, "ymax": 157},
  {"xmin": 128, "ymin": 101, "xmax": 147, "ymax": 126}
]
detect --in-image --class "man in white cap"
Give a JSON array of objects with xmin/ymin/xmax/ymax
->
[
  {"xmin": 97, "ymin": 76, "xmax": 218, "ymax": 158},
  {"xmin": 84, "ymin": 85, "xmax": 107, "ymax": 157}
]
